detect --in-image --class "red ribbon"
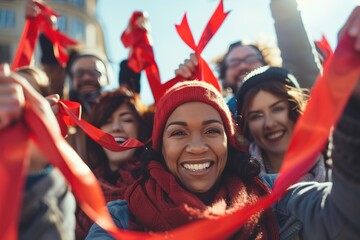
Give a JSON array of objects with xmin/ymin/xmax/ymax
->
[
  {"xmin": 12, "ymin": 2, "xmax": 77, "ymax": 70},
  {"xmin": 57, "ymin": 100, "xmax": 145, "ymax": 151},
  {"xmin": 315, "ymin": 34, "xmax": 334, "ymax": 65},
  {"xmin": 0, "ymin": 123, "xmax": 30, "ymax": 239},
  {"xmin": 0, "ymin": 70, "xmax": 153, "ymax": 239},
  {"xmin": 148, "ymin": 28, "xmax": 360, "ymax": 240},
  {"xmin": 121, "ymin": 11, "xmax": 164, "ymax": 103},
  {"xmin": 3, "ymin": 1, "xmax": 359, "ymax": 239},
  {"xmin": 122, "ymin": 0, "xmax": 228, "ymax": 103},
  {"xmin": 175, "ymin": 0, "xmax": 229, "ymax": 93}
]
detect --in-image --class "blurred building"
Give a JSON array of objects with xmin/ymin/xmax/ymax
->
[{"xmin": 0, "ymin": 0, "xmax": 106, "ymax": 64}]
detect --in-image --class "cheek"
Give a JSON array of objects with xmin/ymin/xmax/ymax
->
[
  {"xmin": 248, "ymin": 121, "xmax": 262, "ymax": 138},
  {"xmin": 162, "ymin": 139, "xmax": 184, "ymax": 174},
  {"xmin": 218, "ymin": 145, "xmax": 228, "ymax": 169},
  {"xmin": 100, "ymin": 125, "xmax": 111, "ymax": 133},
  {"xmin": 162, "ymin": 146, "xmax": 177, "ymax": 174},
  {"xmin": 226, "ymin": 70, "xmax": 236, "ymax": 80},
  {"xmin": 124, "ymin": 123, "xmax": 139, "ymax": 138}
]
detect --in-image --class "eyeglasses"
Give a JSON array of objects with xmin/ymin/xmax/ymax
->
[
  {"xmin": 72, "ymin": 69, "xmax": 102, "ymax": 78},
  {"xmin": 226, "ymin": 54, "xmax": 263, "ymax": 69}
]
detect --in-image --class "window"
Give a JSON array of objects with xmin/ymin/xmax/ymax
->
[
  {"xmin": 70, "ymin": 0, "xmax": 84, "ymax": 8},
  {"xmin": 70, "ymin": 18, "xmax": 85, "ymax": 41},
  {"xmin": 0, "ymin": 44, "xmax": 11, "ymax": 64},
  {"xmin": 0, "ymin": 9, "xmax": 15, "ymax": 29},
  {"xmin": 57, "ymin": 14, "xmax": 68, "ymax": 32},
  {"xmin": 52, "ymin": 0, "xmax": 68, "ymax": 4}
]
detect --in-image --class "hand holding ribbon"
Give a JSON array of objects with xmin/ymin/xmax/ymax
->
[
  {"xmin": 12, "ymin": 1, "xmax": 77, "ymax": 69},
  {"xmin": 175, "ymin": 0, "xmax": 229, "ymax": 93},
  {"xmin": 122, "ymin": 0, "xmax": 229, "ymax": 104},
  {"xmin": 0, "ymin": 64, "xmax": 151, "ymax": 239},
  {"xmin": 57, "ymin": 100, "xmax": 145, "ymax": 151}
]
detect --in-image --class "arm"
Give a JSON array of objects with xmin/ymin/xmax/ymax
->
[
  {"xmin": 270, "ymin": 0, "xmax": 322, "ymax": 89},
  {"xmin": 276, "ymin": 7, "xmax": 360, "ymax": 239}
]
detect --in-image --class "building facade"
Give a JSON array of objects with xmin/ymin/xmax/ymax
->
[{"xmin": 0, "ymin": 0, "xmax": 106, "ymax": 64}]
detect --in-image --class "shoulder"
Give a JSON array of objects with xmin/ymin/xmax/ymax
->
[
  {"xmin": 259, "ymin": 174, "xmax": 277, "ymax": 189},
  {"xmin": 107, "ymin": 200, "xmax": 130, "ymax": 229},
  {"xmin": 86, "ymin": 200, "xmax": 130, "ymax": 239}
]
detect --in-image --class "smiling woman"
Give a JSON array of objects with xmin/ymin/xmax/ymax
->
[
  {"xmin": 75, "ymin": 87, "xmax": 152, "ymax": 239},
  {"xmin": 85, "ymin": 71, "xmax": 360, "ymax": 239},
  {"xmin": 236, "ymin": 66, "xmax": 327, "ymax": 181}
]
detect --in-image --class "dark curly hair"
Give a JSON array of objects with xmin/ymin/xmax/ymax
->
[{"xmin": 215, "ymin": 40, "xmax": 282, "ymax": 90}]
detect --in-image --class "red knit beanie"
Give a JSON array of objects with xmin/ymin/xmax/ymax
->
[{"xmin": 152, "ymin": 80, "xmax": 237, "ymax": 151}]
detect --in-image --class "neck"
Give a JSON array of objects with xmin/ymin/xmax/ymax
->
[
  {"xmin": 264, "ymin": 151, "xmax": 284, "ymax": 173},
  {"xmin": 194, "ymin": 180, "xmax": 221, "ymax": 205}
]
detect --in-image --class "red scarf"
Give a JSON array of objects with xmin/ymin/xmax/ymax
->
[{"xmin": 126, "ymin": 161, "xmax": 278, "ymax": 239}]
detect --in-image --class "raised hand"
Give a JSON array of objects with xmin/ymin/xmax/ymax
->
[
  {"xmin": 0, "ymin": 64, "xmax": 25, "ymax": 130},
  {"xmin": 174, "ymin": 53, "xmax": 199, "ymax": 79}
]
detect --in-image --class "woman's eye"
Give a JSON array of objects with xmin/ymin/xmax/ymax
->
[
  {"xmin": 122, "ymin": 118, "xmax": 135, "ymax": 123},
  {"xmin": 249, "ymin": 113, "xmax": 262, "ymax": 121},
  {"xmin": 206, "ymin": 128, "xmax": 221, "ymax": 134},
  {"xmin": 170, "ymin": 130, "xmax": 186, "ymax": 137},
  {"xmin": 273, "ymin": 106, "xmax": 285, "ymax": 113}
]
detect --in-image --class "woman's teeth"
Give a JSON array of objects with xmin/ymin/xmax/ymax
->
[
  {"xmin": 115, "ymin": 137, "xmax": 126, "ymax": 144},
  {"xmin": 182, "ymin": 162, "xmax": 211, "ymax": 171}
]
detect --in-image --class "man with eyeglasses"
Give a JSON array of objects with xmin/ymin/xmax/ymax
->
[
  {"xmin": 68, "ymin": 53, "xmax": 110, "ymax": 114},
  {"xmin": 175, "ymin": 42, "xmax": 277, "ymax": 115},
  {"xmin": 65, "ymin": 52, "xmax": 111, "ymax": 160}
]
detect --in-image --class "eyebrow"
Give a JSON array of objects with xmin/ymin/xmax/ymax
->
[
  {"xmin": 247, "ymin": 99, "xmax": 286, "ymax": 115},
  {"xmin": 117, "ymin": 111, "xmax": 134, "ymax": 117},
  {"xmin": 165, "ymin": 119, "xmax": 223, "ymax": 130}
]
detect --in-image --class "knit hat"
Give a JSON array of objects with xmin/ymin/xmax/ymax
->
[
  {"xmin": 152, "ymin": 80, "xmax": 236, "ymax": 151},
  {"xmin": 236, "ymin": 66, "xmax": 300, "ymax": 117}
]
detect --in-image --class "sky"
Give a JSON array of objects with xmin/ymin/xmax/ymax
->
[{"xmin": 96, "ymin": 0, "xmax": 359, "ymax": 105}]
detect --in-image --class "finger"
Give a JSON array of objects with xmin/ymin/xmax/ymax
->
[
  {"xmin": 0, "ymin": 63, "xmax": 11, "ymax": 79},
  {"xmin": 45, "ymin": 94, "xmax": 60, "ymax": 114},
  {"xmin": 189, "ymin": 53, "xmax": 199, "ymax": 66},
  {"xmin": 0, "ymin": 82, "xmax": 25, "ymax": 130},
  {"xmin": 175, "ymin": 64, "xmax": 192, "ymax": 78},
  {"xmin": 45, "ymin": 94, "xmax": 60, "ymax": 105},
  {"xmin": 184, "ymin": 59, "xmax": 196, "ymax": 72}
]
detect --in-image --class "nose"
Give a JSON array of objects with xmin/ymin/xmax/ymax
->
[
  {"xmin": 110, "ymin": 119, "xmax": 124, "ymax": 133},
  {"xmin": 263, "ymin": 114, "xmax": 276, "ymax": 129},
  {"xmin": 186, "ymin": 135, "xmax": 208, "ymax": 154}
]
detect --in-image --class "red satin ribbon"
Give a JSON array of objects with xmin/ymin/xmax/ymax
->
[
  {"xmin": 122, "ymin": 0, "xmax": 228, "ymax": 103},
  {"xmin": 149, "ymin": 30, "xmax": 360, "ymax": 240},
  {"xmin": 175, "ymin": 0, "xmax": 229, "ymax": 93},
  {"xmin": 0, "ymin": 123, "xmax": 30, "ymax": 239},
  {"xmin": 57, "ymin": 100, "xmax": 145, "ymax": 151},
  {"xmin": 12, "ymin": 2, "xmax": 77, "ymax": 70},
  {"xmin": 3, "ymin": 2, "xmax": 359, "ymax": 240},
  {"xmin": 121, "ymin": 11, "xmax": 163, "ymax": 103},
  {"xmin": 0, "ymin": 70, "xmax": 153, "ymax": 239},
  {"xmin": 315, "ymin": 34, "xmax": 334, "ymax": 65}
]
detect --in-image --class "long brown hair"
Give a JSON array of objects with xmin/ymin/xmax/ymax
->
[{"xmin": 85, "ymin": 88, "xmax": 152, "ymax": 169}]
